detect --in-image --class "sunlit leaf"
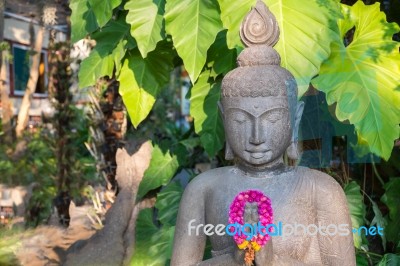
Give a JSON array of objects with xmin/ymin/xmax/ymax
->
[
  {"xmin": 138, "ymin": 144, "xmax": 179, "ymax": 198},
  {"xmin": 218, "ymin": 0, "xmax": 341, "ymax": 95},
  {"xmin": 165, "ymin": 0, "xmax": 223, "ymax": 83},
  {"xmin": 312, "ymin": 1, "xmax": 400, "ymax": 160},
  {"xmin": 78, "ymin": 50, "xmax": 114, "ymax": 88},
  {"xmin": 69, "ymin": 0, "xmax": 98, "ymax": 43},
  {"xmin": 118, "ymin": 45, "xmax": 173, "ymax": 127},
  {"xmin": 125, "ymin": 0, "xmax": 165, "ymax": 58},
  {"xmin": 190, "ymin": 70, "xmax": 224, "ymax": 156},
  {"xmin": 88, "ymin": 0, "xmax": 121, "ymax": 27}
]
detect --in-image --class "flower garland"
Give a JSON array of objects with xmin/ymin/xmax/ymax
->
[{"xmin": 228, "ymin": 190, "xmax": 273, "ymax": 265}]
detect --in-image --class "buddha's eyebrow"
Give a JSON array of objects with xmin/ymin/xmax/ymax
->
[{"xmin": 228, "ymin": 107, "xmax": 288, "ymax": 117}]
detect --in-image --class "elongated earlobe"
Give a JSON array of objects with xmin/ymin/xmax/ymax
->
[
  {"xmin": 286, "ymin": 101, "xmax": 304, "ymax": 161},
  {"xmin": 286, "ymin": 141, "xmax": 299, "ymax": 160},
  {"xmin": 219, "ymin": 101, "xmax": 233, "ymax": 160},
  {"xmin": 225, "ymin": 143, "xmax": 234, "ymax": 160}
]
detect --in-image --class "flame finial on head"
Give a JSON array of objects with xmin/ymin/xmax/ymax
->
[{"xmin": 240, "ymin": 0, "xmax": 280, "ymax": 47}]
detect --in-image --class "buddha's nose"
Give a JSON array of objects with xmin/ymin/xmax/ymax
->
[{"xmin": 249, "ymin": 117, "xmax": 265, "ymax": 145}]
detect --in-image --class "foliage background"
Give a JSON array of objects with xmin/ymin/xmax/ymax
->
[
  {"xmin": 69, "ymin": 0, "xmax": 400, "ymax": 264},
  {"xmin": 0, "ymin": 0, "xmax": 397, "ymax": 265}
]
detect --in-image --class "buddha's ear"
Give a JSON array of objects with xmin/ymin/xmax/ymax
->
[
  {"xmin": 218, "ymin": 101, "xmax": 224, "ymax": 118},
  {"xmin": 293, "ymin": 101, "xmax": 304, "ymax": 138},
  {"xmin": 286, "ymin": 101, "xmax": 304, "ymax": 160},
  {"xmin": 225, "ymin": 142, "xmax": 234, "ymax": 160},
  {"xmin": 218, "ymin": 101, "xmax": 234, "ymax": 160}
]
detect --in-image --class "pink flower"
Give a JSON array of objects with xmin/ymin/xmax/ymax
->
[
  {"xmin": 250, "ymin": 191, "xmax": 257, "ymax": 199},
  {"xmin": 228, "ymin": 190, "xmax": 273, "ymax": 249},
  {"xmin": 260, "ymin": 196, "xmax": 267, "ymax": 202}
]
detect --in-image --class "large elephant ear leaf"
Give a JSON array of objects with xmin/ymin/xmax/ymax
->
[
  {"xmin": 312, "ymin": 1, "xmax": 400, "ymax": 160},
  {"xmin": 189, "ymin": 70, "xmax": 224, "ymax": 157},
  {"xmin": 218, "ymin": 0, "xmax": 341, "ymax": 96},
  {"xmin": 117, "ymin": 45, "xmax": 173, "ymax": 128},
  {"xmin": 165, "ymin": 0, "xmax": 223, "ymax": 83},
  {"xmin": 125, "ymin": 0, "xmax": 165, "ymax": 58}
]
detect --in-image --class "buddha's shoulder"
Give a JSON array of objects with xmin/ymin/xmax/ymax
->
[{"xmin": 294, "ymin": 166, "xmax": 344, "ymax": 193}]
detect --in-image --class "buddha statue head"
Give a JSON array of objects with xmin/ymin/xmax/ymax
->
[{"xmin": 221, "ymin": 0, "xmax": 304, "ymax": 171}]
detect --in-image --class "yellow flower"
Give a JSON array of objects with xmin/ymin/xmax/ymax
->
[
  {"xmin": 252, "ymin": 241, "xmax": 261, "ymax": 251},
  {"xmin": 238, "ymin": 240, "xmax": 249, "ymax": 249}
]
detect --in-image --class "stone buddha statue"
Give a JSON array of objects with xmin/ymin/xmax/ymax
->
[{"xmin": 171, "ymin": 1, "xmax": 355, "ymax": 265}]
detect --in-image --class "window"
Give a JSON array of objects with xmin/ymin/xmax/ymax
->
[{"xmin": 12, "ymin": 44, "xmax": 48, "ymax": 96}]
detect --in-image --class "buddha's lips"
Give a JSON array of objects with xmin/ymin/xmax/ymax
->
[{"xmin": 246, "ymin": 150, "xmax": 270, "ymax": 159}]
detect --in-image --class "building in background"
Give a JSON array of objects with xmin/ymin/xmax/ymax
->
[{"xmin": 0, "ymin": 0, "xmax": 68, "ymax": 129}]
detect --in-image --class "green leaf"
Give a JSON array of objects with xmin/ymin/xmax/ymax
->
[
  {"xmin": 165, "ymin": 0, "xmax": 223, "ymax": 83},
  {"xmin": 78, "ymin": 18, "xmax": 133, "ymax": 88},
  {"xmin": 179, "ymin": 137, "xmax": 201, "ymax": 150},
  {"xmin": 355, "ymin": 253, "xmax": 369, "ymax": 266},
  {"xmin": 217, "ymin": 0, "xmax": 251, "ymax": 48},
  {"xmin": 88, "ymin": 0, "xmax": 121, "ymax": 28},
  {"xmin": 113, "ymin": 40, "xmax": 126, "ymax": 76},
  {"xmin": 378, "ymin": 253, "xmax": 400, "ymax": 266},
  {"xmin": 91, "ymin": 18, "xmax": 135, "ymax": 56},
  {"xmin": 370, "ymin": 199, "xmax": 387, "ymax": 250},
  {"xmin": 218, "ymin": 0, "xmax": 341, "ymax": 95},
  {"xmin": 207, "ymin": 30, "xmax": 237, "ymax": 77},
  {"xmin": 131, "ymin": 209, "xmax": 175, "ymax": 266},
  {"xmin": 69, "ymin": 0, "xmax": 98, "ymax": 43},
  {"xmin": 381, "ymin": 178, "xmax": 400, "ymax": 245},
  {"xmin": 88, "ymin": 17, "xmax": 135, "ymax": 79},
  {"xmin": 138, "ymin": 145, "xmax": 179, "ymax": 198},
  {"xmin": 312, "ymin": 1, "xmax": 400, "ymax": 160},
  {"xmin": 125, "ymin": 0, "xmax": 165, "ymax": 58},
  {"xmin": 190, "ymin": 70, "xmax": 225, "ymax": 157},
  {"xmin": 344, "ymin": 181, "xmax": 366, "ymax": 248},
  {"xmin": 78, "ymin": 50, "xmax": 114, "ymax": 88},
  {"xmin": 155, "ymin": 181, "xmax": 184, "ymax": 226},
  {"xmin": 118, "ymin": 45, "xmax": 173, "ymax": 127}
]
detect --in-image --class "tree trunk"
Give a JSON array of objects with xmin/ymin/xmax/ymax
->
[
  {"xmin": 0, "ymin": 0, "xmax": 13, "ymax": 144},
  {"xmin": 0, "ymin": 49, "xmax": 13, "ymax": 143},
  {"xmin": 15, "ymin": 26, "xmax": 45, "ymax": 138}
]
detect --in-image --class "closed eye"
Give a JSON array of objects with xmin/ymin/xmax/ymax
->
[
  {"xmin": 233, "ymin": 113, "xmax": 248, "ymax": 124},
  {"xmin": 268, "ymin": 113, "xmax": 281, "ymax": 123},
  {"xmin": 234, "ymin": 119, "xmax": 246, "ymax": 124},
  {"xmin": 262, "ymin": 109, "xmax": 286, "ymax": 123}
]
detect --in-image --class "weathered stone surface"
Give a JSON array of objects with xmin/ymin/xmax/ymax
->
[{"xmin": 64, "ymin": 141, "xmax": 152, "ymax": 266}]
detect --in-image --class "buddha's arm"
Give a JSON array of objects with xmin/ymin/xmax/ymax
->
[
  {"xmin": 171, "ymin": 180, "xmax": 207, "ymax": 266},
  {"xmin": 315, "ymin": 172, "xmax": 356, "ymax": 265}
]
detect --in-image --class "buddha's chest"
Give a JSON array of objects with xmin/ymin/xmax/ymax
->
[
  {"xmin": 205, "ymin": 172, "xmax": 316, "ymax": 223},
  {"xmin": 204, "ymin": 173, "xmax": 321, "ymax": 262},
  {"xmin": 205, "ymin": 184, "xmax": 316, "ymax": 232}
]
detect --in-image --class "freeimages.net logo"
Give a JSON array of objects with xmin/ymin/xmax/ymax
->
[{"xmin": 188, "ymin": 219, "xmax": 384, "ymax": 240}]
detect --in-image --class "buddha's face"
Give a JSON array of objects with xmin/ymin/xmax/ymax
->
[{"xmin": 222, "ymin": 96, "xmax": 292, "ymax": 168}]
